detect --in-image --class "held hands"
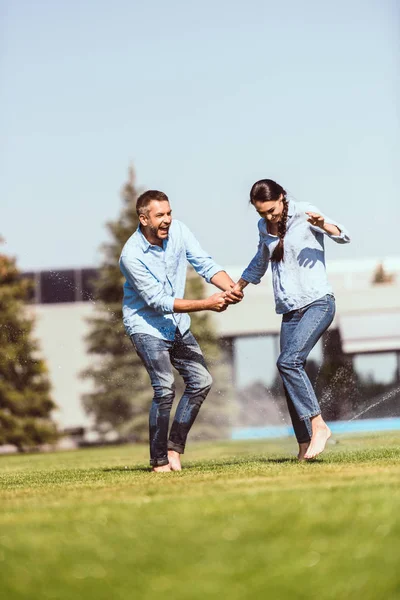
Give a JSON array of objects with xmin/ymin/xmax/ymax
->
[
  {"xmin": 225, "ymin": 283, "xmax": 244, "ymax": 304},
  {"xmin": 306, "ymin": 212, "xmax": 325, "ymax": 229},
  {"xmin": 206, "ymin": 285, "xmax": 244, "ymax": 313}
]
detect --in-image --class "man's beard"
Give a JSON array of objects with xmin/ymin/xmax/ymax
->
[{"xmin": 149, "ymin": 224, "xmax": 167, "ymax": 239}]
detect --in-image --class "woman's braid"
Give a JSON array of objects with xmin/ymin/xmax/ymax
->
[{"xmin": 271, "ymin": 197, "xmax": 288, "ymax": 262}]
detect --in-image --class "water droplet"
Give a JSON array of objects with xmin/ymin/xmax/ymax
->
[{"xmin": 307, "ymin": 551, "xmax": 321, "ymax": 567}]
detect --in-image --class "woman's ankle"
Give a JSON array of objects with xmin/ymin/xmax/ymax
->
[{"xmin": 310, "ymin": 414, "xmax": 325, "ymax": 430}]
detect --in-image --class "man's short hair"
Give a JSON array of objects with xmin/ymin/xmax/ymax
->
[{"xmin": 136, "ymin": 190, "xmax": 169, "ymax": 216}]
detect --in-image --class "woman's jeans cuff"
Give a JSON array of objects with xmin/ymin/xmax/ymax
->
[
  {"xmin": 168, "ymin": 441, "xmax": 185, "ymax": 454},
  {"xmin": 150, "ymin": 457, "xmax": 169, "ymax": 467},
  {"xmin": 299, "ymin": 410, "xmax": 321, "ymax": 421}
]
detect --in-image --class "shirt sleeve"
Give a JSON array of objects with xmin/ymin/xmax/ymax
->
[
  {"xmin": 119, "ymin": 255, "xmax": 175, "ymax": 314},
  {"xmin": 180, "ymin": 222, "xmax": 224, "ymax": 282},
  {"xmin": 241, "ymin": 228, "xmax": 270, "ymax": 284},
  {"xmin": 306, "ymin": 203, "xmax": 350, "ymax": 244}
]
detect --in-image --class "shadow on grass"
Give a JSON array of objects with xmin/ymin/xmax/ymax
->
[
  {"xmin": 102, "ymin": 466, "xmax": 149, "ymax": 473},
  {"xmin": 101, "ymin": 456, "xmax": 324, "ymax": 474},
  {"xmin": 182, "ymin": 456, "xmax": 314, "ymax": 470},
  {"xmin": 265, "ymin": 457, "xmax": 323, "ymax": 464}
]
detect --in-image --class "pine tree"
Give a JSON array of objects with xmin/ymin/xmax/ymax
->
[
  {"xmin": 82, "ymin": 167, "xmax": 235, "ymax": 441},
  {"xmin": 81, "ymin": 166, "xmax": 150, "ymax": 440},
  {"xmin": 0, "ymin": 245, "xmax": 57, "ymax": 450}
]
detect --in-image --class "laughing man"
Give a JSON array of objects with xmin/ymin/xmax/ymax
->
[{"xmin": 119, "ymin": 190, "xmax": 243, "ymax": 472}]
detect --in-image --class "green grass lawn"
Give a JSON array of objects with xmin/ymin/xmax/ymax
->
[{"xmin": 1, "ymin": 433, "xmax": 400, "ymax": 600}]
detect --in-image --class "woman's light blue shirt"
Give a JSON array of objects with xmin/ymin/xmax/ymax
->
[{"xmin": 241, "ymin": 200, "xmax": 350, "ymax": 314}]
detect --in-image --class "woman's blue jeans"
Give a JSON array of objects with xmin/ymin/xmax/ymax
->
[
  {"xmin": 277, "ymin": 294, "xmax": 336, "ymax": 443},
  {"xmin": 130, "ymin": 329, "xmax": 212, "ymax": 467}
]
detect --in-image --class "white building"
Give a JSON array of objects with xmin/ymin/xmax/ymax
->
[{"xmin": 26, "ymin": 257, "xmax": 400, "ymax": 430}]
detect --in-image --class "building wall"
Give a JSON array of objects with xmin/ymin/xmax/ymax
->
[
  {"xmin": 28, "ymin": 303, "xmax": 95, "ymax": 428},
  {"xmin": 26, "ymin": 257, "xmax": 400, "ymax": 429}
]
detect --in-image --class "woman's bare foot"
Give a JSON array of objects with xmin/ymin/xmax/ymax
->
[
  {"xmin": 298, "ymin": 442, "xmax": 310, "ymax": 461},
  {"xmin": 168, "ymin": 450, "xmax": 182, "ymax": 471},
  {"xmin": 152, "ymin": 464, "xmax": 172, "ymax": 473},
  {"xmin": 304, "ymin": 416, "xmax": 331, "ymax": 459}
]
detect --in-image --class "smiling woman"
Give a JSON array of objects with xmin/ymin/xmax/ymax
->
[
  {"xmin": 228, "ymin": 178, "xmax": 350, "ymax": 461},
  {"xmin": 249, "ymin": 179, "xmax": 288, "ymax": 260}
]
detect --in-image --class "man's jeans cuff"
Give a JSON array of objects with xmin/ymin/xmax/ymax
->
[
  {"xmin": 150, "ymin": 457, "xmax": 169, "ymax": 467},
  {"xmin": 168, "ymin": 441, "xmax": 185, "ymax": 454}
]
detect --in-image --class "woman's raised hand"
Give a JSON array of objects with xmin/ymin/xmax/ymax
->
[{"xmin": 306, "ymin": 211, "xmax": 325, "ymax": 229}]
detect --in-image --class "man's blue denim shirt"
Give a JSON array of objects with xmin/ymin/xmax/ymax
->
[
  {"xmin": 119, "ymin": 220, "xmax": 223, "ymax": 340},
  {"xmin": 241, "ymin": 200, "xmax": 350, "ymax": 314}
]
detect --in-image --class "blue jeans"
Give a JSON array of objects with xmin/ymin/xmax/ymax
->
[
  {"xmin": 277, "ymin": 294, "xmax": 336, "ymax": 443},
  {"xmin": 130, "ymin": 329, "xmax": 212, "ymax": 467}
]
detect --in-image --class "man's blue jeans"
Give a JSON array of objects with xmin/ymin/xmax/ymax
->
[
  {"xmin": 277, "ymin": 294, "xmax": 336, "ymax": 443},
  {"xmin": 130, "ymin": 329, "xmax": 212, "ymax": 467}
]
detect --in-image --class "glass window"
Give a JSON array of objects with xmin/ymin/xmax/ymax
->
[
  {"xmin": 40, "ymin": 270, "xmax": 76, "ymax": 303},
  {"xmin": 236, "ymin": 335, "xmax": 279, "ymax": 388},
  {"xmin": 354, "ymin": 352, "xmax": 398, "ymax": 385},
  {"xmin": 81, "ymin": 268, "xmax": 98, "ymax": 301}
]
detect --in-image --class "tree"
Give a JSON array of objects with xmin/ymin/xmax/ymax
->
[
  {"xmin": 0, "ymin": 245, "xmax": 57, "ymax": 450},
  {"xmin": 372, "ymin": 262, "xmax": 394, "ymax": 285},
  {"xmin": 82, "ymin": 166, "xmax": 234, "ymax": 441},
  {"xmin": 82, "ymin": 166, "xmax": 150, "ymax": 440}
]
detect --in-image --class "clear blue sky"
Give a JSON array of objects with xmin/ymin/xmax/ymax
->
[{"xmin": 1, "ymin": 0, "xmax": 399, "ymax": 272}]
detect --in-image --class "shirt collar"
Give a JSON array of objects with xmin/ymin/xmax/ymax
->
[
  {"xmin": 137, "ymin": 226, "xmax": 167, "ymax": 252},
  {"xmin": 137, "ymin": 226, "xmax": 152, "ymax": 253}
]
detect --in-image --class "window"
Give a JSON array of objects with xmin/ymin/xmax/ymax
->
[
  {"xmin": 81, "ymin": 268, "xmax": 98, "ymax": 301},
  {"xmin": 40, "ymin": 270, "xmax": 76, "ymax": 303}
]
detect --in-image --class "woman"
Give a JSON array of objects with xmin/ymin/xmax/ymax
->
[{"xmin": 230, "ymin": 179, "xmax": 350, "ymax": 459}]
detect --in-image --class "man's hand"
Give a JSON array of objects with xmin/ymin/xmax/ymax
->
[
  {"xmin": 306, "ymin": 212, "xmax": 325, "ymax": 229},
  {"xmin": 205, "ymin": 291, "xmax": 229, "ymax": 312}
]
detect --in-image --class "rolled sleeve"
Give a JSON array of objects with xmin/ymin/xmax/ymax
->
[
  {"xmin": 241, "ymin": 232, "xmax": 270, "ymax": 284},
  {"xmin": 204, "ymin": 263, "xmax": 224, "ymax": 283},
  {"xmin": 119, "ymin": 255, "xmax": 175, "ymax": 314},
  {"xmin": 181, "ymin": 222, "xmax": 223, "ymax": 282},
  {"xmin": 307, "ymin": 204, "xmax": 350, "ymax": 245},
  {"xmin": 156, "ymin": 293, "xmax": 175, "ymax": 313},
  {"xmin": 327, "ymin": 229, "xmax": 350, "ymax": 244}
]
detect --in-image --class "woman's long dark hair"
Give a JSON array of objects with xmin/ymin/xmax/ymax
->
[{"xmin": 250, "ymin": 179, "xmax": 288, "ymax": 262}]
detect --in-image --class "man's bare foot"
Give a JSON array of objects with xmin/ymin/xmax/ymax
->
[
  {"xmin": 152, "ymin": 464, "xmax": 172, "ymax": 473},
  {"xmin": 168, "ymin": 450, "xmax": 182, "ymax": 471},
  {"xmin": 298, "ymin": 442, "xmax": 310, "ymax": 461},
  {"xmin": 304, "ymin": 416, "xmax": 331, "ymax": 459}
]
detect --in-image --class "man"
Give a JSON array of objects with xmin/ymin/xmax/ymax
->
[{"xmin": 119, "ymin": 190, "xmax": 243, "ymax": 472}]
